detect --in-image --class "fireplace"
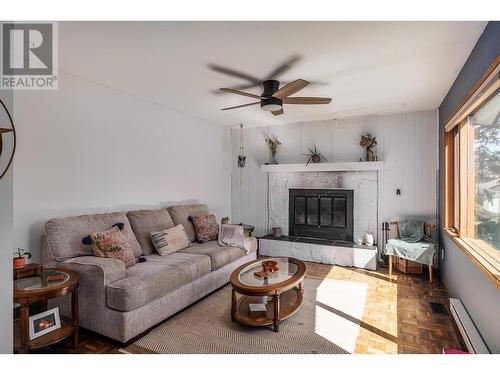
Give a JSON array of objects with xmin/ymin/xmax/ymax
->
[{"xmin": 288, "ymin": 188, "xmax": 353, "ymax": 241}]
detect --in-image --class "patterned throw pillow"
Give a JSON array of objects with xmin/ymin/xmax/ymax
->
[
  {"xmin": 89, "ymin": 226, "xmax": 136, "ymax": 267},
  {"xmin": 191, "ymin": 214, "xmax": 219, "ymax": 242},
  {"xmin": 151, "ymin": 224, "xmax": 191, "ymax": 256}
]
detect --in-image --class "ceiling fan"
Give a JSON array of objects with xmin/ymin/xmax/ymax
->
[
  {"xmin": 209, "ymin": 56, "xmax": 301, "ymax": 91},
  {"xmin": 209, "ymin": 55, "xmax": 327, "ymax": 93},
  {"xmin": 219, "ymin": 79, "xmax": 332, "ymax": 116}
]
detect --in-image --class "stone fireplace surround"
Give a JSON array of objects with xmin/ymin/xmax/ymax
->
[
  {"xmin": 259, "ymin": 169, "xmax": 379, "ymax": 270},
  {"xmin": 268, "ymin": 170, "xmax": 378, "ymax": 244}
]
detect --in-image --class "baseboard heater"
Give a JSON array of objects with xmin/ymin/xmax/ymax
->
[{"xmin": 449, "ymin": 298, "xmax": 490, "ymax": 354}]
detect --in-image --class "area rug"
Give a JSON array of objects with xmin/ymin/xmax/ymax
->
[{"xmin": 123, "ymin": 277, "xmax": 368, "ymax": 354}]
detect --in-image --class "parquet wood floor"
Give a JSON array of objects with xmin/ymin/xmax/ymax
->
[{"xmin": 33, "ymin": 261, "xmax": 466, "ymax": 354}]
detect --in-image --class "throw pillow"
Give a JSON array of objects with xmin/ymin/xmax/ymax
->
[
  {"xmin": 191, "ymin": 214, "xmax": 219, "ymax": 242},
  {"xmin": 151, "ymin": 224, "xmax": 191, "ymax": 256},
  {"xmin": 89, "ymin": 226, "xmax": 136, "ymax": 267}
]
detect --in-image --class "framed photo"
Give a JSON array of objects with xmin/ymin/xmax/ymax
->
[{"xmin": 29, "ymin": 307, "xmax": 61, "ymax": 340}]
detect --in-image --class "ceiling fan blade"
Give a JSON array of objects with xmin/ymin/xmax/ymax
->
[
  {"xmin": 221, "ymin": 102, "xmax": 260, "ymax": 111},
  {"xmin": 272, "ymin": 79, "xmax": 309, "ymax": 99},
  {"xmin": 271, "ymin": 108, "xmax": 284, "ymax": 116},
  {"xmin": 219, "ymin": 88, "xmax": 266, "ymax": 99},
  {"xmin": 265, "ymin": 55, "xmax": 301, "ymax": 80},
  {"xmin": 209, "ymin": 64, "xmax": 260, "ymax": 84},
  {"xmin": 284, "ymin": 97, "xmax": 332, "ymax": 105},
  {"xmin": 213, "ymin": 82, "xmax": 261, "ymax": 95}
]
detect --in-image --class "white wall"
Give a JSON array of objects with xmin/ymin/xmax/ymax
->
[
  {"xmin": 231, "ymin": 110, "xmax": 438, "ymax": 245},
  {"xmin": 13, "ymin": 71, "xmax": 231, "ymax": 262},
  {"xmin": 0, "ymin": 90, "xmax": 13, "ymax": 353}
]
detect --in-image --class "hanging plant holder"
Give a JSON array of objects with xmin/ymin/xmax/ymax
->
[
  {"xmin": 237, "ymin": 154, "xmax": 246, "ymax": 168},
  {"xmin": 237, "ymin": 124, "xmax": 246, "ymax": 168}
]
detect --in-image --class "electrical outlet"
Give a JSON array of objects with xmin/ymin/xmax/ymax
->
[{"xmin": 396, "ymin": 188, "xmax": 401, "ymax": 196}]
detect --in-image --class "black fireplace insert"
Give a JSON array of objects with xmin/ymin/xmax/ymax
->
[{"xmin": 289, "ymin": 188, "xmax": 353, "ymax": 241}]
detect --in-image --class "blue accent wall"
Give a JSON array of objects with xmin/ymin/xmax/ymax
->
[{"xmin": 438, "ymin": 21, "xmax": 500, "ymax": 353}]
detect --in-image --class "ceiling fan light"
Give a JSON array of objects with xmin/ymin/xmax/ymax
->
[
  {"xmin": 261, "ymin": 103, "xmax": 282, "ymax": 111},
  {"xmin": 260, "ymin": 96, "xmax": 283, "ymax": 112}
]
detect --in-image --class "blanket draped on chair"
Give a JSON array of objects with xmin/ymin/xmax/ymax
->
[
  {"xmin": 384, "ymin": 220, "xmax": 437, "ymax": 266},
  {"xmin": 398, "ymin": 219, "xmax": 424, "ymax": 242}
]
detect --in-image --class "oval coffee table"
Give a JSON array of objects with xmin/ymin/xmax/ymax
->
[{"xmin": 230, "ymin": 257, "xmax": 306, "ymax": 332}]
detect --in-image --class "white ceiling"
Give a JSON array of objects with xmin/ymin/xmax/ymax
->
[{"xmin": 58, "ymin": 21, "xmax": 486, "ymax": 127}]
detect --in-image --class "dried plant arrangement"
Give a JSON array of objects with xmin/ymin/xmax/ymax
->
[{"xmin": 265, "ymin": 136, "xmax": 282, "ymax": 164}]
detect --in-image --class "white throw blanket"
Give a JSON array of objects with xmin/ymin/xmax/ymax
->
[{"xmin": 218, "ymin": 224, "xmax": 252, "ymax": 254}]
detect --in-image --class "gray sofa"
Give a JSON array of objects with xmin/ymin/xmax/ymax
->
[{"xmin": 41, "ymin": 204, "xmax": 257, "ymax": 343}]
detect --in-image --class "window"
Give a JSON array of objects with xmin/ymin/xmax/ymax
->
[
  {"xmin": 444, "ymin": 59, "xmax": 500, "ymax": 286},
  {"xmin": 470, "ymin": 93, "xmax": 500, "ymax": 251}
]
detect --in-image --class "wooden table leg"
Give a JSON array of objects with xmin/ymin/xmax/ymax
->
[
  {"xmin": 20, "ymin": 302, "xmax": 29, "ymax": 354},
  {"xmin": 71, "ymin": 288, "xmax": 79, "ymax": 349},
  {"xmin": 428, "ymin": 264, "xmax": 433, "ymax": 284},
  {"xmin": 273, "ymin": 294, "xmax": 280, "ymax": 333},
  {"xmin": 388, "ymin": 255, "xmax": 393, "ymax": 278},
  {"xmin": 231, "ymin": 288, "xmax": 236, "ymax": 321}
]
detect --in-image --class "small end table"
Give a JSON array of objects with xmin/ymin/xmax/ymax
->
[
  {"xmin": 13, "ymin": 268, "xmax": 80, "ymax": 353},
  {"xmin": 13, "ymin": 263, "xmax": 43, "ymax": 280}
]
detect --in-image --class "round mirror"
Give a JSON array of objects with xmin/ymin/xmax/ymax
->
[{"xmin": 0, "ymin": 99, "xmax": 16, "ymax": 180}]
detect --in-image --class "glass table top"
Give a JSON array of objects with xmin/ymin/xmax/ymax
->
[
  {"xmin": 238, "ymin": 258, "xmax": 299, "ymax": 287},
  {"xmin": 14, "ymin": 270, "xmax": 70, "ymax": 291}
]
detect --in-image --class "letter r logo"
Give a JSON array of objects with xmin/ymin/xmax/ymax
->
[{"xmin": 2, "ymin": 23, "xmax": 53, "ymax": 75}]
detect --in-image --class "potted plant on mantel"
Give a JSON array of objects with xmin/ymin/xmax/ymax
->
[{"xmin": 13, "ymin": 248, "xmax": 32, "ymax": 269}]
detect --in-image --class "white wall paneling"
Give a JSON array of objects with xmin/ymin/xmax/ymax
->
[{"xmin": 231, "ymin": 110, "xmax": 438, "ymax": 249}]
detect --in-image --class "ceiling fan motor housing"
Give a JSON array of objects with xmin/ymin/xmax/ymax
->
[{"xmin": 261, "ymin": 80, "xmax": 283, "ymax": 111}]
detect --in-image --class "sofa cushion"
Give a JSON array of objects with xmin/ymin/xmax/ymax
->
[
  {"xmin": 89, "ymin": 226, "xmax": 136, "ymax": 267},
  {"xmin": 127, "ymin": 208, "xmax": 174, "ymax": 254},
  {"xmin": 191, "ymin": 214, "xmax": 219, "ymax": 242},
  {"xmin": 180, "ymin": 238, "xmax": 257, "ymax": 271},
  {"xmin": 167, "ymin": 204, "xmax": 210, "ymax": 242},
  {"xmin": 45, "ymin": 212, "xmax": 142, "ymax": 261},
  {"xmin": 151, "ymin": 224, "xmax": 191, "ymax": 255},
  {"xmin": 106, "ymin": 252, "xmax": 211, "ymax": 312}
]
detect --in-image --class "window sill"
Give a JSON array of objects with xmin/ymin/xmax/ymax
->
[{"xmin": 444, "ymin": 229, "xmax": 500, "ymax": 289}]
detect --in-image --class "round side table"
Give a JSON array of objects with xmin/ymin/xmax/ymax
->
[{"xmin": 13, "ymin": 268, "xmax": 80, "ymax": 353}]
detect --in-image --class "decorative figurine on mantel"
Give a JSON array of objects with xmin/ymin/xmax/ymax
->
[
  {"xmin": 265, "ymin": 135, "xmax": 281, "ymax": 164},
  {"xmin": 302, "ymin": 145, "xmax": 327, "ymax": 166},
  {"xmin": 359, "ymin": 133, "xmax": 378, "ymax": 161}
]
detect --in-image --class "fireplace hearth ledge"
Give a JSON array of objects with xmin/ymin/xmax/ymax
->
[{"xmin": 258, "ymin": 236, "xmax": 377, "ymax": 270}]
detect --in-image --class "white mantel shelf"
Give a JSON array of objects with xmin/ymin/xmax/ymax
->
[{"xmin": 260, "ymin": 161, "xmax": 384, "ymax": 173}]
